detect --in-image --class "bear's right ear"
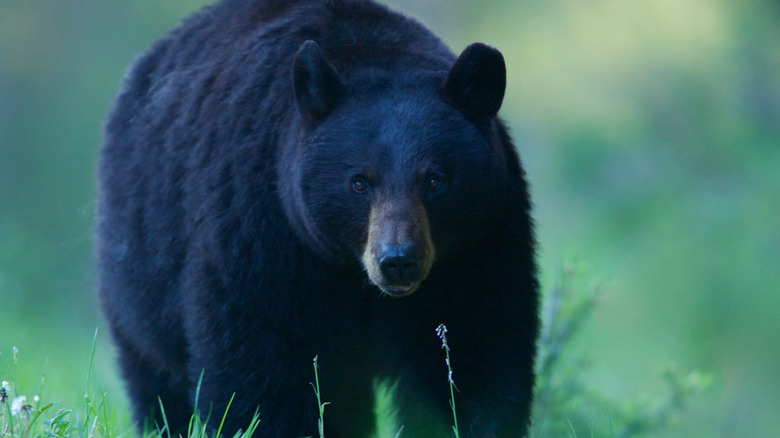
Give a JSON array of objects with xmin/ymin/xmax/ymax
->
[
  {"xmin": 443, "ymin": 42, "xmax": 506, "ymax": 122},
  {"xmin": 293, "ymin": 40, "xmax": 346, "ymax": 121}
]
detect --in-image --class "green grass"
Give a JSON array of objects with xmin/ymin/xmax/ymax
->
[
  {"xmin": 0, "ymin": 330, "xmax": 120, "ymax": 438},
  {"xmin": 0, "ymin": 267, "xmax": 707, "ymax": 438}
]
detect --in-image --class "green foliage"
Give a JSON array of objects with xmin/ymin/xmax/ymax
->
[
  {"xmin": 531, "ymin": 264, "xmax": 710, "ymax": 437},
  {"xmin": 0, "ymin": 345, "xmax": 120, "ymax": 438},
  {"xmin": 1, "ymin": 266, "xmax": 708, "ymax": 438},
  {"xmin": 0, "ymin": 346, "xmax": 262, "ymax": 438}
]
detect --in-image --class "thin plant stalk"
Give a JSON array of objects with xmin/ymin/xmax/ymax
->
[
  {"xmin": 312, "ymin": 355, "xmax": 329, "ymax": 438},
  {"xmin": 436, "ymin": 324, "xmax": 460, "ymax": 438},
  {"xmin": 82, "ymin": 328, "xmax": 99, "ymax": 433}
]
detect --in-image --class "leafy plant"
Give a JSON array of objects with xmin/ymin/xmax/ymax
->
[{"xmin": 530, "ymin": 263, "xmax": 710, "ymax": 437}]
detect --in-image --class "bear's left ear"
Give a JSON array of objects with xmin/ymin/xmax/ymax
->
[
  {"xmin": 443, "ymin": 43, "xmax": 506, "ymax": 121},
  {"xmin": 293, "ymin": 40, "xmax": 346, "ymax": 121}
]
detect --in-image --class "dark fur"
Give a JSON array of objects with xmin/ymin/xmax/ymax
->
[{"xmin": 97, "ymin": 0, "xmax": 538, "ymax": 436}]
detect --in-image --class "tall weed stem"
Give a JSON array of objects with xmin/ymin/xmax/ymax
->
[{"xmin": 436, "ymin": 324, "xmax": 460, "ymax": 438}]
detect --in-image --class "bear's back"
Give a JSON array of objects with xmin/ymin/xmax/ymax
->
[
  {"xmin": 103, "ymin": 0, "xmax": 453, "ymax": 174},
  {"xmin": 96, "ymin": 0, "xmax": 456, "ymax": 359}
]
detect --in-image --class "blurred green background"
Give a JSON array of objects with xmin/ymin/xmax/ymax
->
[{"xmin": 1, "ymin": 0, "xmax": 778, "ymax": 436}]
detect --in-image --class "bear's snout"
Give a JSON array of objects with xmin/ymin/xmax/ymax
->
[
  {"xmin": 378, "ymin": 243, "xmax": 422, "ymax": 290},
  {"xmin": 362, "ymin": 196, "xmax": 435, "ymax": 297}
]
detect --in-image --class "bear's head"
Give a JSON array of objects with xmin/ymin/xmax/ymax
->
[{"xmin": 281, "ymin": 41, "xmax": 510, "ymax": 297}]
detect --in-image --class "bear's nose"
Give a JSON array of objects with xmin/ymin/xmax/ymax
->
[{"xmin": 378, "ymin": 243, "xmax": 421, "ymax": 284}]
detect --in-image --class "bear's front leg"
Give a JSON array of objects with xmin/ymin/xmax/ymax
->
[
  {"xmin": 447, "ymin": 276, "xmax": 538, "ymax": 437},
  {"xmin": 181, "ymin": 277, "xmax": 319, "ymax": 437}
]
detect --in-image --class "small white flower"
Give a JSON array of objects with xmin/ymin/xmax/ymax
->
[
  {"xmin": 11, "ymin": 395, "xmax": 26, "ymax": 416},
  {"xmin": 33, "ymin": 395, "xmax": 40, "ymax": 402},
  {"xmin": 0, "ymin": 380, "xmax": 9, "ymax": 404}
]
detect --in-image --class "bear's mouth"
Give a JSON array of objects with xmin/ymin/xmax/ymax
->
[{"xmin": 378, "ymin": 282, "xmax": 420, "ymax": 297}]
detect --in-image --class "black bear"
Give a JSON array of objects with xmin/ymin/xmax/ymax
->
[{"xmin": 97, "ymin": 0, "xmax": 538, "ymax": 436}]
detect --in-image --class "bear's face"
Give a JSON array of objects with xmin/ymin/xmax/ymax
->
[
  {"xmin": 298, "ymin": 93, "xmax": 506, "ymax": 296},
  {"xmin": 284, "ymin": 41, "xmax": 509, "ymax": 297}
]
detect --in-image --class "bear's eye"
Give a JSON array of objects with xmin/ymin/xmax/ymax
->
[
  {"xmin": 351, "ymin": 176, "xmax": 369, "ymax": 193},
  {"xmin": 426, "ymin": 175, "xmax": 442, "ymax": 191}
]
